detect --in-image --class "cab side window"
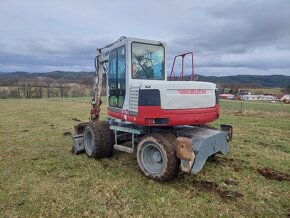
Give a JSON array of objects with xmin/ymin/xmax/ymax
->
[
  {"xmin": 108, "ymin": 50, "xmax": 117, "ymax": 107},
  {"xmin": 108, "ymin": 46, "xmax": 126, "ymax": 108}
]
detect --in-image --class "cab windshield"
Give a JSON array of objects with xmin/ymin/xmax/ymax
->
[{"xmin": 131, "ymin": 42, "xmax": 165, "ymax": 80}]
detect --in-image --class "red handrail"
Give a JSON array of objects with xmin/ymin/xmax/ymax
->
[{"xmin": 169, "ymin": 52, "xmax": 194, "ymax": 81}]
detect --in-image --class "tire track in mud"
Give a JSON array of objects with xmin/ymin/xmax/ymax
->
[{"xmin": 192, "ymin": 179, "xmax": 243, "ymax": 201}]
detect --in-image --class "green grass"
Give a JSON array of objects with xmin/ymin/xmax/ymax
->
[
  {"xmin": 0, "ymin": 98, "xmax": 289, "ymax": 217},
  {"xmin": 250, "ymin": 88, "xmax": 283, "ymax": 95},
  {"xmin": 220, "ymin": 99, "xmax": 290, "ymax": 113}
]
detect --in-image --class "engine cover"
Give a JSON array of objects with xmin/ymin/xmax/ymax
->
[
  {"xmin": 108, "ymin": 81, "xmax": 219, "ymax": 126},
  {"xmin": 139, "ymin": 81, "xmax": 217, "ymax": 110}
]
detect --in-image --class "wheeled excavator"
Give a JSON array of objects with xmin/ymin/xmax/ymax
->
[{"xmin": 72, "ymin": 37, "xmax": 232, "ymax": 181}]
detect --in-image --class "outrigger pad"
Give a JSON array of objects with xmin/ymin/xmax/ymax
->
[
  {"xmin": 176, "ymin": 126, "xmax": 230, "ymax": 174},
  {"xmin": 72, "ymin": 134, "xmax": 85, "ymax": 155}
]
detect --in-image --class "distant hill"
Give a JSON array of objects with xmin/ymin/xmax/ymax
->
[
  {"xmin": 0, "ymin": 71, "xmax": 94, "ymax": 85},
  {"xmin": 195, "ymin": 74, "xmax": 290, "ymax": 88},
  {"xmin": 0, "ymin": 71, "xmax": 289, "ymax": 87}
]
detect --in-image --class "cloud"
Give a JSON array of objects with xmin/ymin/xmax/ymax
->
[{"xmin": 0, "ymin": 0, "xmax": 290, "ymax": 75}]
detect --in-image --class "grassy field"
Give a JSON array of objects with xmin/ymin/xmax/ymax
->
[
  {"xmin": 220, "ymin": 99, "xmax": 290, "ymax": 113},
  {"xmin": 250, "ymin": 88, "xmax": 284, "ymax": 95},
  {"xmin": 0, "ymin": 98, "xmax": 289, "ymax": 217}
]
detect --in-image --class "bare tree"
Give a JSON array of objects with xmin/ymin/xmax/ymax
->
[
  {"xmin": 0, "ymin": 88, "xmax": 9, "ymax": 99},
  {"xmin": 46, "ymin": 86, "xmax": 52, "ymax": 98},
  {"xmin": 42, "ymin": 78, "xmax": 55, "ymax": 98},
  {"xmin": 21, "ymin": 82, "xmax": 33, "ymax": 99},
  {"xmin": 16, "ymin": 87, "xmax": 21, "ymax": 98},
  {"xmin": 9, "ymin": 88, "xmax": 20, "ymax": 98},
  {"xmin": 71, "ymin": 87, "xmax": 80, "ymax": 97},
  {"xmin": 79, "ymin": 84, "xmax": 86, "ymax": 97},
  {"xmin": 57, "ymin": 82, "xmax": 70, "ymax": 98},
  {"xmin": 50, "ymin": 88, "xmax": 60, "ymax": 97},
  {"xmin": 34, "ymin": 85, "xmax": 43, "ymax": 98}
]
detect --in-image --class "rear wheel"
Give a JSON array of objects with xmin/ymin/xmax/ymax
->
[
  {"xmin": 84, "ymin": 121, "xmax": 114, "ymax": 158},
  {"xmin": 137, "ymin": 133, "xmax": 179, "ymax": 181}
]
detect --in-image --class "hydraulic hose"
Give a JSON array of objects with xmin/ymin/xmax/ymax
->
[{"xmin": 94, "ymin": 55, "xmax": 99, "ymax": 86}]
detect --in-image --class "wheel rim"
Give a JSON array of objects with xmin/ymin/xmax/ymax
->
[
  {"xmin": 84, "ymin": 129, "xmax": 94, "ymax": 155},
  {"xmin": 141, "ymin": 143, "xmax": 164, "ymax": 174}
]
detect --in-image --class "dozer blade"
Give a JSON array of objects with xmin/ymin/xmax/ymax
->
[{"xmin": 176, "ymin": 126, "xmax": 230, "ymax": 174}]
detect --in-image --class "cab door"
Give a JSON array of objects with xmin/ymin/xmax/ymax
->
[{"xmin": 108, "ymin": 46, "xmax": 126, "ymax": 108}]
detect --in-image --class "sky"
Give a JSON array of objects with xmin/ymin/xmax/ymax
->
[{"xmin": 0, "ymin": 0, "xmax": 290, "ymax": 76}]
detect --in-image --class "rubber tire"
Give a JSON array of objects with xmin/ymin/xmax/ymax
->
[
  {"xmin": 84, "ymin": 121, "xmax": 114, "ymax": 159},
  {"xmin": 137, "ymin": 133, "xmax": 179, "ymax": 182}
]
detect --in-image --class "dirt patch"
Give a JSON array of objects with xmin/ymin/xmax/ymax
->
[
  {"xmin": 100, "ymin": 162, "xmax": 109, "ymax": 169},
  {"xmin": 223, "ymin": 179, "xmax": 238, "ymax": 186},
  {"xmin": 176, "ymin": 173, "xmax": 186, "ymax": 180},
  {"xmin": 72, "ymin": 118, "xmax": 81, "ymax": 122},
  {"xmin": 63, "ymin": 131, "xmax": 72, "ymax": 136},
  {"xmin": 218, "ymin": 190, "xmax": 244, "ymax": 200},
  {"xmin": 192, "ymin": 180, "xmax": 219, "ymax": 192},
  {"xmin": 192, "ymin": 179, "xmax": 243, "ymax": 201},
  {"xmin": 21, "ymin": 129, "xmax": 29, "ymax": 132},
  {"xmin": 83, "ymin": 210, "xmax": 93, "ymax": 217},
  {"xmin": 258, "ymin": 167, "xmax": 290, "ymax": 182},
  {"xmin": 211, "ymin": 157, "xmax": 244, "ymax": 172}
]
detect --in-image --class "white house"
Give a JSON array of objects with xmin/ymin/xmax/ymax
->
[
  {"xmin": 219, "ymin": 94, "xmax": 235, "ymax": 100},
  {"xmin": 281, "ymin": 94, "xmax": 290, "ymax": 102},
  {"xmin": 241, "ymin": 95, "xmax": 278, "ymax": 101}
]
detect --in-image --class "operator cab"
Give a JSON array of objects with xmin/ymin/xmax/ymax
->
[
  {"xmin": 105, "ymin": 37, "xmax": 219, "ymax": 126},
  {"xmin": 107, "ymin": 37, "xmax": 166, "ymax": 110}
]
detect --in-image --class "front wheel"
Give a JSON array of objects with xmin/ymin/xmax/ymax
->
[
  {"xmin": 137, "ymin": 133, "xmax": 179, "ymax": 181},
  {"xmin": 83, "ymin": 121, "xmax": 114, "ymax": 158}
]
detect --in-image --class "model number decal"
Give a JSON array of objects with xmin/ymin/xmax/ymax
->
[{"xmin": 177, "ymin": 89, "xmax": 207, "ymax": 94}]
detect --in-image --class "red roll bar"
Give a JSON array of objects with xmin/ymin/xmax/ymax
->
[{"xmin": 169, "ymin": 52, "xmax": 194, "ymax": 81}]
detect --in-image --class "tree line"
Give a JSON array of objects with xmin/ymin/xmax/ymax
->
[{"xmin": 0, "ymin": 81, "xmax": 92, "ymax": 99}]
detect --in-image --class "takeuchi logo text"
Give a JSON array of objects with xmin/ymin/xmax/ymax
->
[{"xmin": 177, "ymin": 89, "xmax": 207, "ymax": 94}]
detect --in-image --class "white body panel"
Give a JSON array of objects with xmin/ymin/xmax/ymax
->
[
  {"xmin": 105, "ymin": 37, "xmax": 217, "ymax": 114},
  {"xmin": 139, "ymin": 81, "xmax": 216, "ymax": 109}
]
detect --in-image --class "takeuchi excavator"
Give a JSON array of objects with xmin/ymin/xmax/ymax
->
[{"xmin": 72, "ymin": 36, "xmax": 232, "ymax": 181}]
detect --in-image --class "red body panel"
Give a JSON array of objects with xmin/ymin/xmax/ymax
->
[{"xmin": 108, "ymin": 104, "xmax": 219, "ymax": 126}]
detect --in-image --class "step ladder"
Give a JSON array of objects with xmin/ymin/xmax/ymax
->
[{"xmin": 110, "ymin": 125, "xmax": 141, "ymax": 153}]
